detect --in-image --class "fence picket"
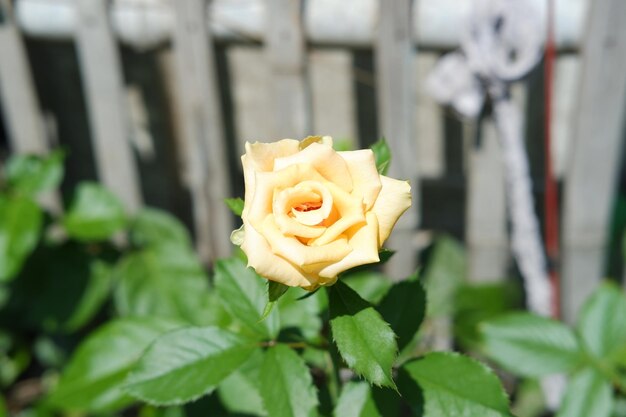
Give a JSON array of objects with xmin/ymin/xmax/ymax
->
[
  {"xmin": 171, "ymin": 0, "xmax": 232, "ymax": 262},
  {"xmin": 561, "ymin": 0, "xmax": 626, "ymax": 323},
  {"xmin": 75, "ymin": 0, "xmax": 141, "ymax": 212},
  {"xmin": 375, "ymin": 0, "xmax": 419, "ymax": 280},
  {"xmin": 0, "ymin": 0, "xmax": 46, "ymax": 154},
  {"xmin": 266, "ymin": 0, "xmax": 310, "ymax": 139}
]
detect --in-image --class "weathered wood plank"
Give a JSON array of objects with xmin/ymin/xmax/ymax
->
[
  {"xmin": 375, "ymin": 0, "xmax": 419, "ymax": 280},
  {"xmin": 265, "ymin": 0, "xmax": 310, "ymax": 139},
  {"xmin": 415, "ymin": 52, "xmax": 444, "ymax": 179},
  {"xmin": 75, "ymin": 0, "xmax": 142, "ymax": 212},
  {"xmin": 465, "ymin": 118, "xmax": 508, "ymax": 282},
  {"xmin": 0, "ymin": 0, "xmax": 46, "ymax": 154},
  {"xmin": 171, "ymin": 0, "xmax": 232, "ymax": 262},
  {"xmin": 561, "ymin": 0, "xmax": 626, "ymax": 323},
  {"xmin": 309, "ymin": 49, "xmax": 356, "ymax": 146}
]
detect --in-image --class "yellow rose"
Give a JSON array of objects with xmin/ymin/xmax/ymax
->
[{"xmin": 238, "ymin": 136, "xmax": 411, "ymax": 290}]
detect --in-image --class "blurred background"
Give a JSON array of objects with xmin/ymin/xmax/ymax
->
[{"xmin": 0, "ymin": 0, "xmax": 626, "ymax": 413}]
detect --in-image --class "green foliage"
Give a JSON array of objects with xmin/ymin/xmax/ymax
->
[
  {"xmin": 400, "ymin": 352, "xmax": 513, "ymax": 417},
  {"xmin": 130, "ymin": 208, "xmax": 193, "ymax": 250},
  {"xmin": 480, "ymin": 313, "xmax": 583, "ymax": 377},
  {"xmin": 224, "ymin": 198, "xmax": 245, "ymax": 217},
  {"xmin": 333, "ymin": 382, "xmax": 382, "ymax": 417},
  {"xmin": 47, "ymin": 318, "xmax": 181, "ymax": 412},
  {"xmin": 4, "ymin": 151, "xmax": 594, "ymax": 417},
  {"xmin": 114, "ymin": 244, "xmax": 212, "ymax": 325},
  {"xmin": 258, "ymin": 344, "xmax": 319, "ymax": 417},
  {"xmin": 214, "ymin": 257, "xmax": 280, "ymax": 339},
  {"xmin": 5, "ymin": 150, "xmax": 64, "ymax": 196},
  {"xmin": 216, "ymin": 350, "xmax": 266, "ymax": 416},
  {"xmin": 556, "ymin": 368, "xmax": 613, "ymax": 417},
  {"xmin": 370, "ymin": 139, "xmax": 391, "ymax": 175},
  {"xmin": 328, "ymin": 280, "xmax": 398, "ymax": 389},
  {"xmin": 576, "ymin": 283, "xmax": 626, "ymax": 361},
  {"xmin": 0, "ymin": 195, "xmax": 42, "ymax": 282},
  {"xmin": 63, "ymin": 182, "xmax": 126, "ymax": 241},
  {"xmin": 377, "ymin": 273, "xmax": 425, "ymax": 351},
  {"xmin": 422, "ymin": 236, "xmax": 465, "ymax": 316},
  {"xmin": 125, "ymin": 327, "xmax": 257, "ymax": 405},
  {"xmin": 480, "ymin": 283, "xmax": 626, "ymax": 417}
]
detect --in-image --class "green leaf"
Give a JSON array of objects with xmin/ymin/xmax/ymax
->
[
  {"xmin": 217, "ymin": 349, "xmax": 267, "ymax": 416},
  {"xmin": 0, "ymin": 196, "xmax": 42, "ymax": 282},
  {"xmin": 480, "ymin": 313, "xmax": 582, "ymax": 377},
  {"xmin": 577, "ymin": 282, "xmax": 626, "ymax": 361},
  {"xmin": 342, "ymin": 271, "xmax": 392, "ymax": 304},
  {"xmin": 278, "ymin": 287, "xmax": 327, "ymax": 341},
  {"xmin": 556, "ymin": 368, "xmax": 613, "ymax": 417},
  {"xmin": 422, "ymin": 236, "xmax": 465, "ymax": 316},
  {"xmin": 214, "ymin": 257, "xmax": 279, "ymax": 339},
  {"xmin": 4, "ymin": 244, "xmax": 113, "ymax": 332},
  {"xmin": 47, "ymin": 318, "xmax": 180, "ymax": 413},
  {"xmin": 130, "ymin": 208, "xmax": 192, "ymax": 250},
  {"xmin": 114, "ymin": 245, "xmax": 212, "ymax": 325},
  {"xmin": 400, "ymin": 352, "xmax": 513, "ymax": 417},
  {"xmin": 259, "ymin": 344, "xmax": 318, "ymax": 417},
  {"xmin": 328, "ymin": 280, "xmax": 398, "ymax": 388},
  {"xmin": 5, "ymin": 150, "xmax": 64, "ymax": 195},
  {"xmin": 262, "ymin": 281, "xmax": 290, "ymax": 321},
  {"xmin": 454, "ymin": 282, "xmax": 523, "ymax": 349},
  {"xmin": 334, "ymin": 382, "xmax": 382, "ymax": 417},
  {"xmin": 377, "ymin": 274, "xmax": 425, "ymax": 351},
  {"xmin": 370, "ymin": 139, "xmax": 391, "ymax": 175},
  {"xmin": 63, "ymin": 182, "xmax": 126, "ymax": 241},
  {"xmin": 224, "ymin": 198, "xmax": 244, "ymax": 217},
  {"xmin": 125, "ymin": 326, "xmax": 256, "ymax": 406}
]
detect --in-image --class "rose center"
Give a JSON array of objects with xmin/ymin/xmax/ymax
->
[{"xmin": 293, "ymin": 201, "xmax": 322, "ymax": 212}]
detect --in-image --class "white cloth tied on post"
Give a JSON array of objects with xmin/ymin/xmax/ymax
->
[{"xmin": 427, "ymin": 0, "xmax": 552, "ymax": 317}]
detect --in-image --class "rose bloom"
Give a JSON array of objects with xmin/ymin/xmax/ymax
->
[{"xmin": 237, "ymin": 136, "xmax": 411, "ymax": 290}]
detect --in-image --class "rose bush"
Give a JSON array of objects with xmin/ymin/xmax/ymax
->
[{"xmin": 238, "ymin": 136, "xmax": 411, "ymax": 290}]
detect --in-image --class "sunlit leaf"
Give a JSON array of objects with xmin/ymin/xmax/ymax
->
[
  {"xmin": 400, "ymin": 352, "xmax": 513, "ymax": 417},
  {"xmin": 328, "ymin": 281, "xmax": 397, "ymax": 388},
  {"xmin": 63, "ymin": 182, "xmax": 125, "ymax": 241},
  {"xmin": 125, "ymin": 326, "xmax": 256, "ymax": 405},
  {"xmin": 258, "ymin": 344, "xmax": 318, "ymax": 417},
  {"xmin": 0, "ymin": 196, "xmax": 42, "ymax": 282}
]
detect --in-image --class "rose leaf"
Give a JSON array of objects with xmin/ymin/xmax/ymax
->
[
  {"xmin": 47, "ymin": 318, "xmax": 181, "ymax": 413},
  {"xmin": 124, "ymin": 326, "xmax": 257, "ymax": 406},
  {"xmin": 261, "ymin": 281, "xmax": 290, "ymax": 321},
  {"xmin": 258, "ymin": 344, "xmax": 318, "ymax": 417},
  {"xmin": 370, "ymin": 138, "xmax": 391, "ymax": 175},
  {"xmin": 224, "ymin": 197, "xmax": 244, "ymax": 217},
  {"xmin": 398, "ymin": 352, "xmax": 513, "ymax": 417},
  {"xmin": 377, "ymin": 273, "xmax": 425, "ymax": 352},
  {"xmin": 62, "ymin": 182, "xmax": 126, "ymax": 242},
  {"xmin": 479, "ymin": 313, "xmax": 583, "ymax": 377},
  {"xmin": 329, "ymin": 280, "xmax": 398, "ymax": 389}
]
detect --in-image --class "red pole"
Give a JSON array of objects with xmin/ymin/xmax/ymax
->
[{"xmin": 544, "ymin": 0, "xmax": 560, "ymax": 318}]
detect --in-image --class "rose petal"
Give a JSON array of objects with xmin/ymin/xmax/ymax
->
[
  {"xmin": 261, "ymin": 215, "xmax": 352, "ymax": 269},
  {"xmin": 338, "ymin": 149, "xmax": 382, "ymax": 210},
  {"xmin": 245, "ymin": 139, "xmax": 300, "ymax": 172},
  {"xmin": 319, "ymin": 212, "xmax": 380, "ymax": 278},
  {"xmin": 242, "ymin": 219, "xmax": 317, "ymax": 288},
  {"xmin": 247, "ymin": 164, "xmax": 326, "ymax": 227},
  {"xmin": 273, "ymin": 143, "xmax": 353, "ymax": 192},
  {"xmin": 372, "ymin": 176, "xmax": 412, "ymax": 244},
  {"xmin": 308, "ymin": 181, "xmax": 365, "ymax": 246}
]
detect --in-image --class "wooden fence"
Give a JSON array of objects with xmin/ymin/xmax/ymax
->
[{"xmin": 0, "ymin": 0, "xmax": 625, "ymax": 323}]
